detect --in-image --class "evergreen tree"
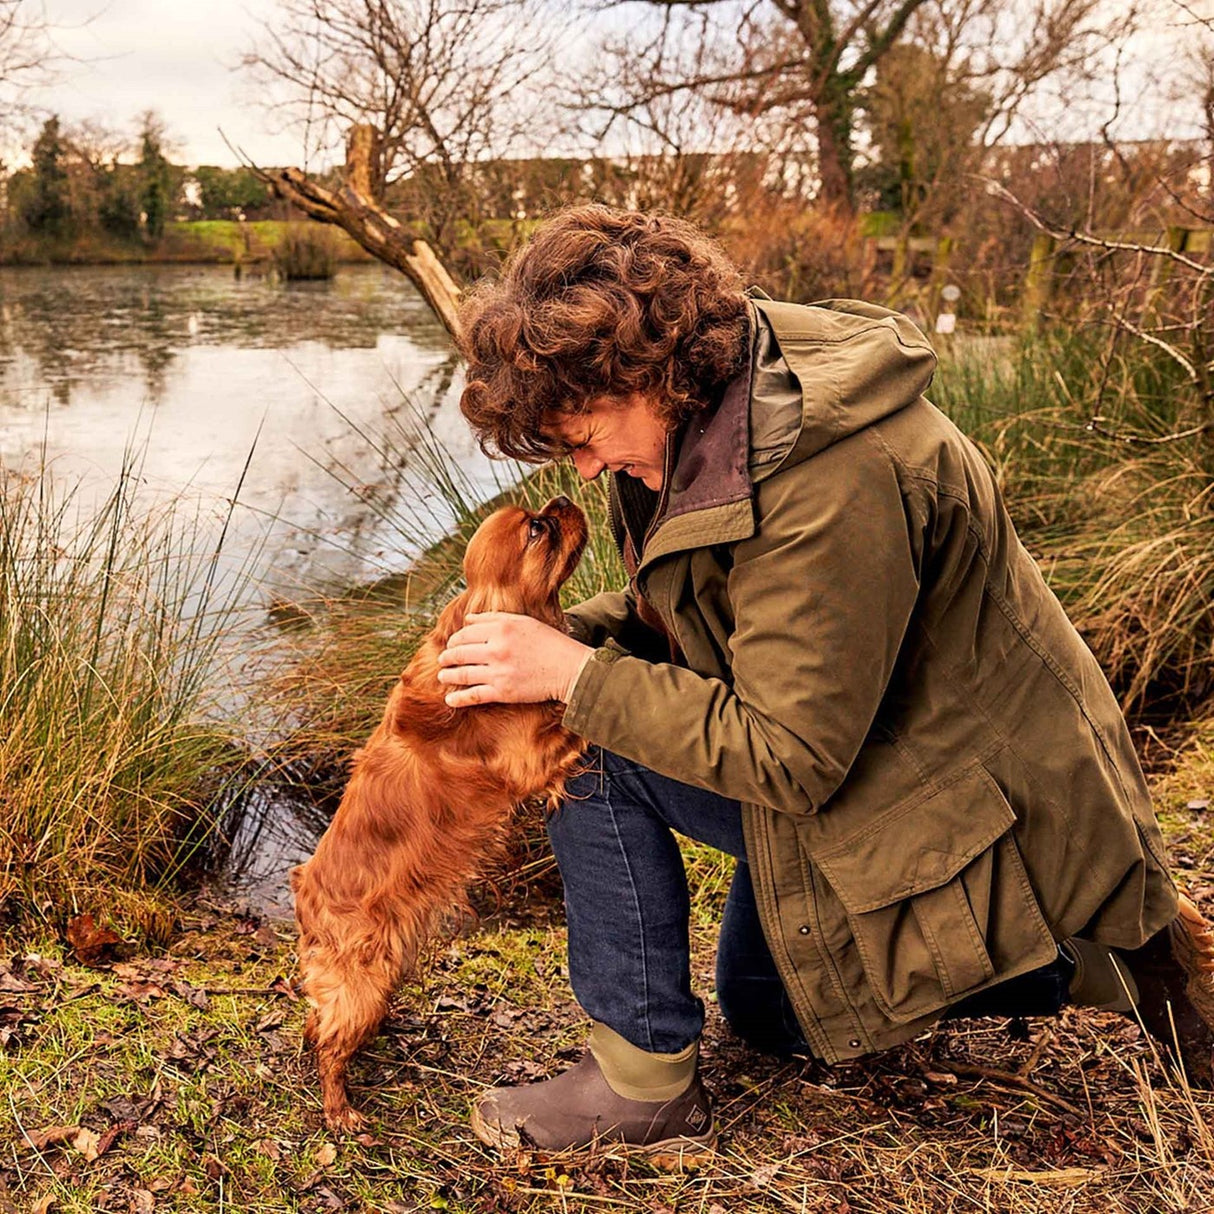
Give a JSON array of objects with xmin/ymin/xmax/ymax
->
[
  {"xmin": 137, "ymin": 112, "xmax": 172, "ymax": 240},
  {"xmin": 25, "ymin": 115, "xmax": 70, "ymax": 236}
]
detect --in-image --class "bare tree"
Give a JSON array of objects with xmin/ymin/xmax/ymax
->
[
  {"xmin": 244, "ymin": 0, "xmax": 560, "ymax": 251},
  {"xmin": 573, "ymin": 0, "xmax": 1139, "ymax": 216},
  {"xmin": 0, "ymin": 0, "xmax": 56, "ymax": 131}
]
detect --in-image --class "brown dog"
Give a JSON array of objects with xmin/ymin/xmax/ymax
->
[{"xmin": 290, "ymin": 496, "xmax": 589, "ymax": 1130}]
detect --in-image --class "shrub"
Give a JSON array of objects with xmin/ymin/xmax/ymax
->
[{"xmin": 272, "ymin": 222, "xmax": 338, "ymax": 280}]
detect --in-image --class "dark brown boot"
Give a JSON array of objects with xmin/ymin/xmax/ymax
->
[
  {"xmin": 471, "ymin": 1051, "xmax": 716, "ymax": 1163},
  {"xmin": 1115, "ymin": 895, "xmax": 1214, "ymax": 1085}
]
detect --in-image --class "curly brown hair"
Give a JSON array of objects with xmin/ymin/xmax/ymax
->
[{"xmin": 457, "ymin": 206, "xmax": 749, "ymax": 461}]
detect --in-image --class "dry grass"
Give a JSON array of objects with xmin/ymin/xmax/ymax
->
[{"xmin": 0, "ymin": 461, "xmax": 260, "ymax": 936}]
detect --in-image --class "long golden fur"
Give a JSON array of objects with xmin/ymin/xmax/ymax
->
[{"xmin": 290, "ymin": 497, "xmax": 588, "ymax": 1130}]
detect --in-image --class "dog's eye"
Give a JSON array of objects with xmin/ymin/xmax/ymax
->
[{"xmin": 527, "ymin": 519, "xmax": 546, "ymax": 541}]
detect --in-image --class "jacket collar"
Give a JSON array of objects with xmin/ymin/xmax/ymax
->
[{"xmin": 621, "ymin": 304, "xmax": 760, "ymax": 571}]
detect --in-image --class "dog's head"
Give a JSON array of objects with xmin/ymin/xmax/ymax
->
[{"xmin": 459, "ymin": 496, "xmax": 588, "ymax": 626}]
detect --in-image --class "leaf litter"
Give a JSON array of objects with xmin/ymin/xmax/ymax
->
[{"xmin": 0, "ymin": 872, "xmax": 1211, "ymax": 1211}]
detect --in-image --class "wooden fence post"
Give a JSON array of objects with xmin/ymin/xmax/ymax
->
[{"xmin": 1021, "ymin": 233, "xmax": 1057, "ymax": 331}]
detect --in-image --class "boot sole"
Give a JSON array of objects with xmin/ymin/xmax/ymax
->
[{"xmin": 470, "ymin": 1103, "xmax": 717, "ymax": 1166}]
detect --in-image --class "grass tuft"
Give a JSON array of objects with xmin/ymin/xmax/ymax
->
[{"xmin": 0, "ymin": 456, "xmax": 261, "ymax": 934}]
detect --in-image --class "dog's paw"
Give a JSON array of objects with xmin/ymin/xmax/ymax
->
[{"xmin": 324, "ymin": 1104, "xmax": 369, "ymax": 1134}]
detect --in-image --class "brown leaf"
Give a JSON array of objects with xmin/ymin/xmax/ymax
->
[
  {"xmin": 0, "ymin": 970, "xmax": 38, "ymax": 993},
  {"xmin": 116, "ymin": 980, "xmax": 168, "ymax": 1004},
  {"xmin": 26, "ymin": 1125, "xmax": 82, "ymax": 1151},
  {"xmin": 202, "ymin": 1155, "xmax": 227, "ymax": 1180},
  {"xmin": 269, "ymin": 975, "xmax": 300, "ymax": 1001},
  {"xmin": 93, "ymin": 1122, "xmax": 132, "ymax": 1158},
  {"xmin": 30, "ymin": 1197, "xmax": 56, "ymax": 1214},
  {"xmin": 255, "ymin": 1139, "xmax": 282, "ymax": 1161},
  {"xmin": 315, "ymin": 1142, "xmax": 338, "ymax": 1167},
  {"xmin": 71, "ymin": 1127, "xmax": 102, "ymax": 1162},
  {"xmin": 65, "ymin": 913, "xmax": 123, "ymax": 967},
  {"xmin": 130, "ymin": 1190, "xmax": 155, "ymax": 1214},
  {"xmin": 172, "ymin": 981, "xmax": 209, "ymax": 1010},
  {"xmin": 253, "ymin": 1008, "xmax": 287, "ymax": 1033}
]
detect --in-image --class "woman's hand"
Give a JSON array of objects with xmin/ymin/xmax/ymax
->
[{"xmin": 437, "ymin": 613, "xmax": 594, "ymax": 707}]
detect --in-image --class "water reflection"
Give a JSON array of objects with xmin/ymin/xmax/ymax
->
[
  {"xmin": 0, "ymin": 264, "xmax": 454, "ymax": 408},
  {"xmin": 0, "ymin": 263, "xmax": 511, "ymax": 914},
  {"xmin": 0, "ymin": 264, "xmax": 494, "ymax": 597}
]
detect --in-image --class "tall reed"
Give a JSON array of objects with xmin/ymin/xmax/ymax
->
[
  {"xmin": 268, "ymin": 397, "xmax": 621, "ymax": 766},
  {"xmin": 934, "ymin": 329, "xmax": 1213, "ymax": 714},
  {"xmin": 0, "ymin": 458, "xmax": 259, "ymax": 934}
]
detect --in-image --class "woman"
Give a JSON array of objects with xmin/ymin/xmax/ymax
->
[{"xmin": 436, "ymin": 205, "xmax": 1214, "ymax": 1157}]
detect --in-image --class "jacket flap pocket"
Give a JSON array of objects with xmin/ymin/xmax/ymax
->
[{"xmin": 813, "ymin": 764, "xmax": 1015, "ymax": 914}]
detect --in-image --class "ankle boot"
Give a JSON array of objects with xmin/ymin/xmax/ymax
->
[
  {"xmin": 1067, "ymin": 894, "xmax": 1214, "ymax": 1084},
  {"xmin": 1114, "ymin": 895, "xmax": 1214, "ymax": 1085},
  {"xmin": 471, "ymin": 1024, "xmax": 716, "ymax": 1161}
]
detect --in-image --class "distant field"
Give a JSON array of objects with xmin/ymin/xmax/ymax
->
[{"xmin": 0, "ymin": 219, "xmax": 375, "ymax": 266}]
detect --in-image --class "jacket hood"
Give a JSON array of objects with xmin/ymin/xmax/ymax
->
[
  {"xmin": 747, "ymin": 295, "xmax": 938, "ymax": 476},
  {"xmin": 616, "ymin": 296, "xmax": 939, "ymax": 568}
]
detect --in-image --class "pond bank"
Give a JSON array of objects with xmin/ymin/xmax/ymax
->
[{"xmin": 0, "ymin": 220, "xmax": 375, "ymax": 268}]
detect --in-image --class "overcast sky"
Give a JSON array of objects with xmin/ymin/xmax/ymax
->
[
  {"xmin": 12, "ymin": 0, "xmax": 1210, "ymax": 169},
  {"xmin": 25, "ymin": 0, "xmax": 302, "ymax": 167}
]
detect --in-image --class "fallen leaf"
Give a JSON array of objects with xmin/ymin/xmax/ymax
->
[
  {"xmin": 116, "ymin": 980, "xmax": 168, "ymax": 1004},
  {"xmin": 748, "ymin": 1162, "xmax": 780, "ymax": 1188},
  {"xmin": 316, "ymin": 1141, "xmax": 338, "ymax": 1167},
  {"xmin": 923, "ymin": 1070, "xmax": 959, "ymax": 1086},
  {"xmin": 253, "ymin": 1008, "xmax": 287, "ymax": 1033},
  {"xmin": 26, "ymin": 1125, "xmax": 81, "ymax": 1151},
  {"xmin": 65, "ymin": 913, "xmax": 123, "ymax": 967},
  {"xmin": 130, "ymin": 1190, "xmax": 155, "ymax": 1213},
  {"xmin": 71, "ymin": 1127, "xmax": 102, "ymax": 1162},
  {"xmin": 31, "ymin": 1197, "xmax": 55, "ymax": 1214},
  {"xmin": 256, "ymin": 1139, "xmax": 282, "ymax": 1161},
  {"xmin": 202, "ymin": 1155, "xmax": 227, "ymax": 1180},
  {"xmin": 270, "ymin": 975, "xmax": 300, "ymax": 1001},
  {"xmin": 93, "ymin": 1122, "xmax": 132, "ymax": 1158},
  {"xmin": 1188, "ymin": 799, "xmax": 1210, "ymax": 811},
  {"xmin": 173, "ymin": 981, "xmax": 209, "ymax": 1010}
]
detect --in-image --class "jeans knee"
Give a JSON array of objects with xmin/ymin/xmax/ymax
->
[{"xmin": 716, "ymin": 973, "xmax": 809, "ymax": 1056}]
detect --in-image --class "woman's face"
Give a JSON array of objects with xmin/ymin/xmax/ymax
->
[{"xmin": 546, "ymin": 394, "xmax": 670, "ymax": 491}]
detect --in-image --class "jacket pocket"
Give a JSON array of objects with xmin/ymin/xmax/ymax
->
[{"xmin": 811, "ymin": 762, "xmax": 1053, "ymax": 1023}]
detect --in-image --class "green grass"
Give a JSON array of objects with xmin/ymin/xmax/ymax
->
[
  {"xmin": 0, "ymin": 458, "xmax": 262, "ymax": 936},
  {"xmin": 0, "ymin": 220, "xmax": 374, "ymax": 266},
  {"xmin": 934, "ymin": 329, "xmax": 1213, "ymax": 713}
]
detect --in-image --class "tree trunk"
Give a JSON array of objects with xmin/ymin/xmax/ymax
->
[
  {"xmin": 250, "ymin": 126, "xmax": 464, "ymax": 343},
  {"xmin": 814, "ymin": 90, "xmax": 857, "ymax": 216}
]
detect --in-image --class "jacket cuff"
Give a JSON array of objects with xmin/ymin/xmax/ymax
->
[
  {"xmin": 562, "ymin": 641, "xmax": 627, "ymax": 732},
  {"xmin": 563, "ymin": 611, "xmax": 587, "ymax": 643}
]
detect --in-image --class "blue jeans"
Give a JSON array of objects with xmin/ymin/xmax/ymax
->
[{"xmin": 548, "ymin": 747, "xmax": 1071, "ymax": 1056}]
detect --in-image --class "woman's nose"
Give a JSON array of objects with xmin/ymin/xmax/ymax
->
[{"xmin": 571, "ymin": 449, "xmax": 605, "ymax": 480}]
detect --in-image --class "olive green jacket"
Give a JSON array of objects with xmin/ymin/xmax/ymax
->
[
  {"xmin": 560, "ymin": 296, "xmax": 1175, "ymax": 1063},
  {"xmin": 561, "ymin": 295, "xmax": 1177, "ymax": 1062}
]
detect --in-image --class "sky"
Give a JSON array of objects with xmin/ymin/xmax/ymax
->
[
  {"xmin": 22, "ymin": 0, "xmax": 304, "ymax": 167},
  {"xmin": 9, "ymin": 0, "xmax": 1211, "ymax": 170}
]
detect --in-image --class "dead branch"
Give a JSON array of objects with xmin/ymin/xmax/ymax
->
[
  {"xmin": 232, "ymin": 125, "xmax": 463, "ymax": 343},
  {"xmin": 984, "ymin": 178, "xmax": 1214, "ymax": 277}
]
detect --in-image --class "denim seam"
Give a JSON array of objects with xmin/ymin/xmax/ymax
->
[{"xmin": 603, "ymin": 779, "xmax": 655, "ymax": 1052}]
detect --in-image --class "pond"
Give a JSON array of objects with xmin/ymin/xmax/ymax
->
[{"xmin": 0, "ymin": 262, "xmax": 506, "ymax": 914}]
